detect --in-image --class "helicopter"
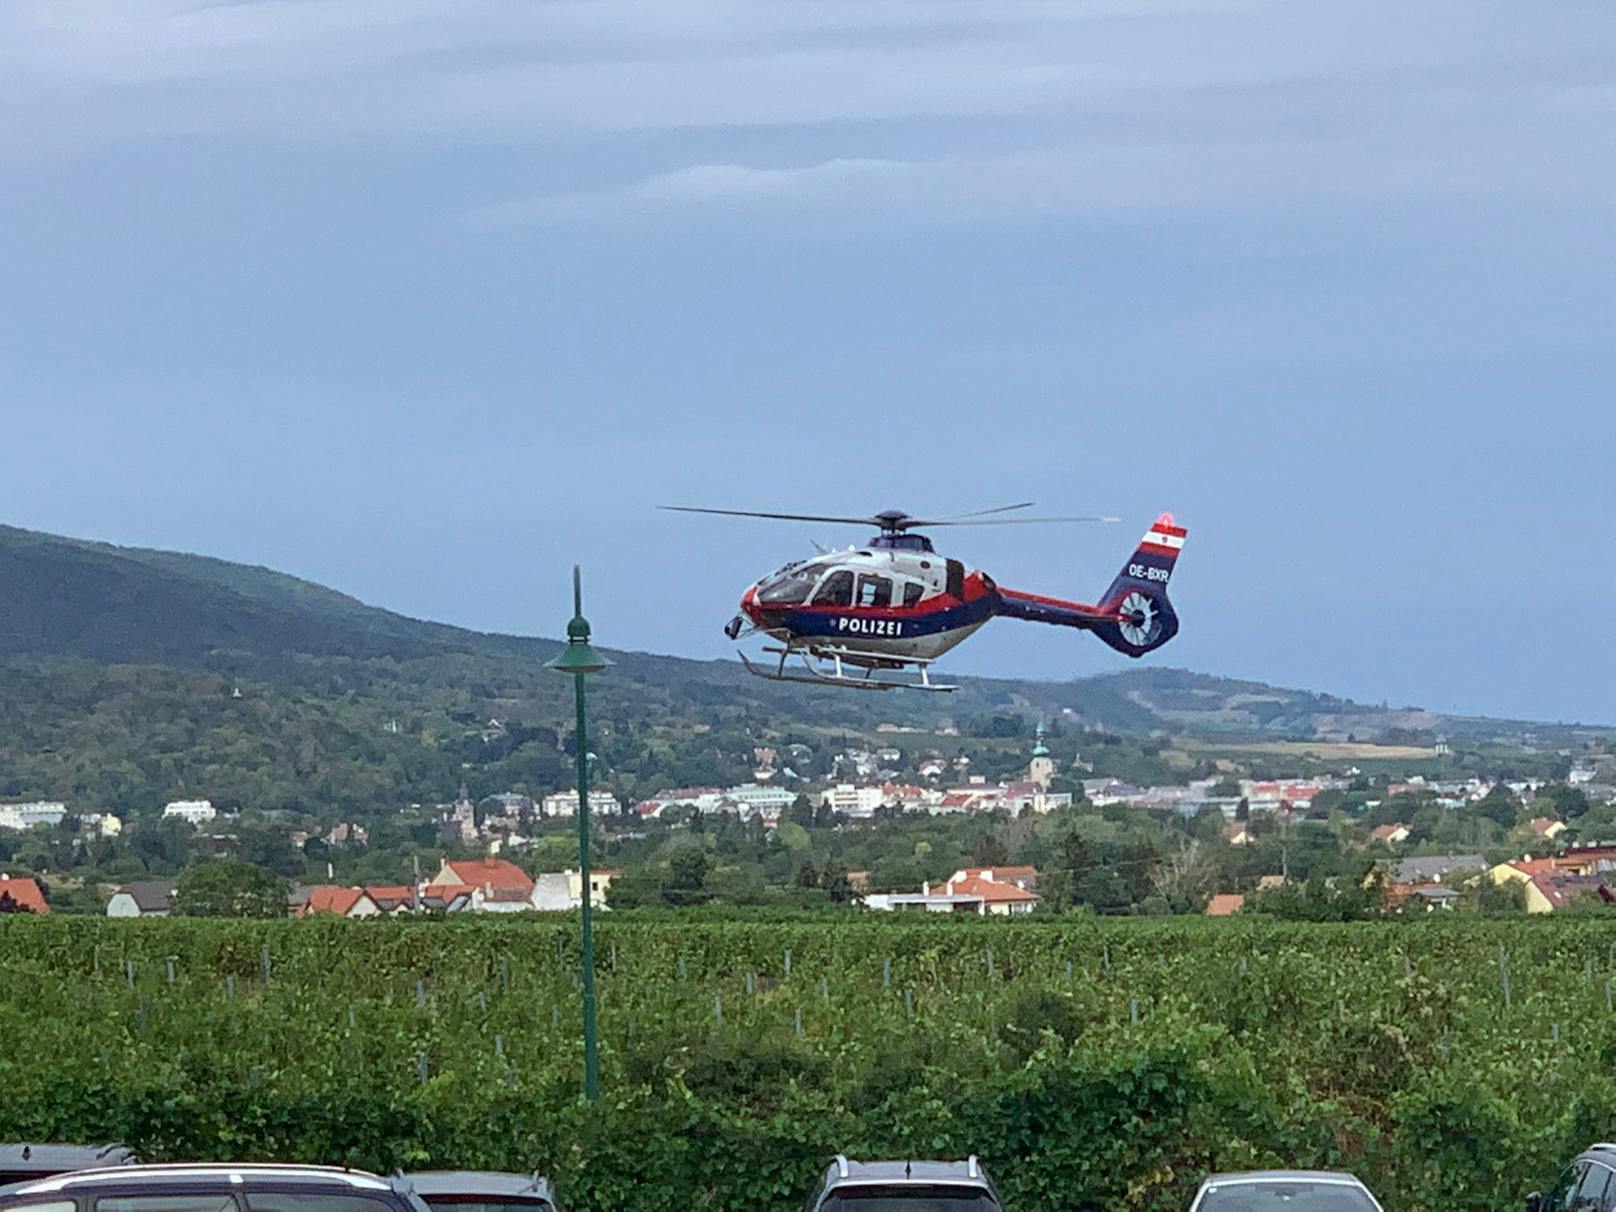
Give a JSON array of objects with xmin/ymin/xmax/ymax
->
[{"xmin": 662, "ymin": 503, "xmax": 1187, "ymax": 692}]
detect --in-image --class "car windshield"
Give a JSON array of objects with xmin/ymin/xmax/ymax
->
[
  {"xmin": 1199, "ymin": 1182, "xmax": 1377, "ymax": 1212},
  {"xmin": 821, "ymin": 1187, "xmax": 999, "ymax": 1212},
  {"xmin": 757, "ymin": 561, "xmax": 830, "ymax": 606}
]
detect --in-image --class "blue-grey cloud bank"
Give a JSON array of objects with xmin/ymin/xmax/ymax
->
[{"xmin": 2, "ymin": 1, "xmax": 1612, "ymax": 724}]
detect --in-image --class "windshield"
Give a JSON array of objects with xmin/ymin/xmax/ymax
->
[
  {"xmin": 1199, "ymin": 1182, "xmax": 1377, "ymax": 1212},
  {"xmin": 757, "ymin": 561, "xmax": 829, "ymax": 605},
  {"xmin": 821, "ymin": 1187, "xmax": 999, "ymax": 1212}
]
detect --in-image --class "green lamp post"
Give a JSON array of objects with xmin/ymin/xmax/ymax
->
[{"xmin": 545, "ymin": 565, "xmax": 611, "ymax": 1102}]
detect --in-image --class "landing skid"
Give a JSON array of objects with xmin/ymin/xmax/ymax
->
[{"xmin": 739, "ymin": 645, "xmax": 955, "ymax": 693}]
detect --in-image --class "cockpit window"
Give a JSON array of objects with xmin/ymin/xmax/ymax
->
[
  {"xmin": 856, "ymin": 575, "xmax": 892, "ymax": 608},
  {"xmin": 903, "ymin": 582, "xmax": 924, "ymax": 608},
  {"xmin": 812, "ymin": 570, "xmax": 855, "ymax": 607},
  {"xmin": 758, "ymin": 561, "xmax": 828, "ymax": 605}
]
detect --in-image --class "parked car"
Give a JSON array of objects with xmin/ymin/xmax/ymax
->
[
  {"xmin": 0, "ymin": 1163, "xmax": 433, "ymax": 1212},
  {"xmin": 802, "ymin": 1156, "xmax": 1003, "ymax": 1211},
  {"xmin": 1188, "ymin": 1171, "xmax": 1384, "ymax": 1212},
  {"xmin": 402, "ymin": 1172, "xmax": 560, "ymax": 1212},
  {"xmin": 0, "ymin": 1147, "xmax": 135, "ymax": 1189},
  {"xmin": 1528, "ymin": 1142, "xmax": 1616, "ymax": 1212}
]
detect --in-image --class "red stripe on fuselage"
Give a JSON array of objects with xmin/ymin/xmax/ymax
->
[{"xmin": 996, "ymin": 588, "xmax": 1108, "ymax": 618}]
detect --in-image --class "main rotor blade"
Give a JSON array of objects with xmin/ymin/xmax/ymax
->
[
  {"xmin": 932, "ymin": 502, "xmax": 1035, "ymax": 521},
  {"xmin": 660, "ymin": 505, "xmax": 879, "ymax": 526},
  {"xmin": 918, "ymin": 515, "xmax": 1121, "ymax": 527}
]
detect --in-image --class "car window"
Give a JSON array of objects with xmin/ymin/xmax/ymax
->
[
  {"xmin": 1551, "ymin": 1166, "xmax": 1592, "ymax": 1212},
  {"xmin": 819, "ymin": 1187, "xmax": 999, "ymax": 1211},
  {"xmin": 5, "ymin": 1201, "xmax": 75, "ymax": 1212},
  {"xmin": 96, "ymin": 1197, "xmax": 239, "ymax": 1212},
  {"xmin": 1198, "ymin": 1182, "xmax": 1378, "ymax": 1212},
  {"xmin": 1574, "ymin": 1165, "xmax": 1614, "ymax": 1212},
  {"xmin": 245, "ymin": 1195, "xmax": 399, "ymax": 1212},
  {"xmin": 417, "ymin": 1200, "xmax": 553, "ymax": 1212}
]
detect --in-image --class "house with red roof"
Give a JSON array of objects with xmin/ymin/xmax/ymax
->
[
  {"xmin": 294, "ymin": 885, "xmax": 380, "ymax": 919},
  {"xmin": 0, "ymin": 873, "xmax": 47, "ymax": 914},
  {"xmin": 865, "ymin": 867, "xmax": 1040, "ymax": 916},
  {"xmin": 1205, "ymin": 893, "xmax": 1244, "ymax": 917},
  {"xmin": 1370, "ymin": 822, "xmax": 1411, "ymax": 846},
  {"xmin": 429, "ymin": 858, "xmax": 535, "ymax": 913}
]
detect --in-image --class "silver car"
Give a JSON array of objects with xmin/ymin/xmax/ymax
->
[
  {"xmin": 1190, "ymin": 1171, "xmax": 1385, "ymax": 1212},
  {"xmin": 802, "ymin": 1156, "xmax": 1003, "ymax": 1211}
]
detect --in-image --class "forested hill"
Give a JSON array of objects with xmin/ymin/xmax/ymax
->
[{"xmin": 0, "ymin": 525, "xmax": 1590, "ymax": 816}]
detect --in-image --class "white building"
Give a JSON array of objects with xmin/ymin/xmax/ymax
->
[
  {"xmin": 162, "ymin": 799, "xmax": 217, "ymax": 826},
  {"xmin": 0, "ymin": 801, "xmax": 68, "ymax": 831},
  {"xmin": 723, "ymin": 783, "xmax": 798, "ymax": 816},
  {"xmin": 541, "ymin": 789, "xmax": 623, "ymax": 818},
  {"xmin": 821, "ymin": 784, "xmax": 886, "ymax": 818},
  {"xmin": 530, "ymin": 868, "xmax": 614, "ymax": 911}
]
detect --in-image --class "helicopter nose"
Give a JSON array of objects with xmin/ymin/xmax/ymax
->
[{"xmin": 740, "ymin": 585, "xmax": 759, "ymax": 620}]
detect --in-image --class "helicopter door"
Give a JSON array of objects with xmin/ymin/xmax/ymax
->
[{"xmin": 945, "ymin": 559, "xmax": 966, "ymax": 601}]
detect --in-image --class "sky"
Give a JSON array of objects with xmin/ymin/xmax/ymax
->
[{"xmin": 1, "ymin": 1, "xmax": 1613, "ymax": 725}]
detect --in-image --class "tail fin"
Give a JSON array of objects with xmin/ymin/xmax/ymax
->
[{"xmin": 1091, "ymin": 513, "xmax": 1186, "ymax": 657}]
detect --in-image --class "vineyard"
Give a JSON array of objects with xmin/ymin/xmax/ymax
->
[{"xmin": 3, "ymin": 916, "xmax": 1613, "ymax": 1211}]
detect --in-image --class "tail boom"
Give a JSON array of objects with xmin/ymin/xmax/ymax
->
[{"xmin": 993, "ymin": 513, "xmax": 1186, "ymax": 658}]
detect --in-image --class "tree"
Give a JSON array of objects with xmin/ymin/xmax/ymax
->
[
  {"xmin": 174, "ymin": 858, "xmax": 288, "ymax": 918},
  {"xmin": 662, "ymin": 847, "xmax": 710, "ymax": 906},
  {"xmin": 973, "ymin": 833, "xmax": 1009, "ymax": 868},
  {"xmin": 1150, "ymin": 838, "xmax": 1215, "ymax": 913},
  {"xmin": 1473, "ymin": 784, "xmax": 1521, "ymax": 829}
]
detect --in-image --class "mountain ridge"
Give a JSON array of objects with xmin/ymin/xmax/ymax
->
[{"xmin": 0, "ymin": 524, "xmax": 1599, "ymax": 743}]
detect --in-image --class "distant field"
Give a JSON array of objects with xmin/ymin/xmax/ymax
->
[
  {"xmin": 1179, "ymin": 737, "xmax": 1437, "ymax": 760},
  {"xmin": 2, "ymin": 915, "xmax": 1610, "ymax": 1211}
]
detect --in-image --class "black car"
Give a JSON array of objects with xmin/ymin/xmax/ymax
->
[
  {"xmin": 0, "ymin": 1147, "xmax": 135, "ymax": 1189},
  {"xmin": 0, "ymin": 1163, "xmax": 433, "ymax": 1212},
  {"xmin": 401, "ymin": 1172, "xmax": 560, "ymax": 1212},
  {"xmin": 1530, "ymin": 1144, "xmax": 1616, "ymax": 1212}
]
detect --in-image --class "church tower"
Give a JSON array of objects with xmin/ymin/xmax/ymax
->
[{"xmin": 1028, "ymin": 722, "xmax": 1055, "ymax": 789}]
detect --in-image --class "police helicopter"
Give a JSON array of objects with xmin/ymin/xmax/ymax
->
[{"xmin": 662, "ymin": 503, "xmax": 1187, "ymax": 692}]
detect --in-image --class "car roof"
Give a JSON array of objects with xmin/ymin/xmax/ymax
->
[
  {"xmin": 3, "ymin": 1165, "xmax": 395, "ymax": 1199},
  {"xmin": 0, "ymin": 1146, "xmax": 135, "ymax": 1177},
  {"xmin": 823, "ymin": 1157, "xmax": 992, "ymax": 1189},
  {"xmin": 1203, "ymin": 1172, "xmax": 1370, "ymax": 1186},
  {"xmin": 402, "ymin": 1173, "xmax": 553, "ymax": 1201}
]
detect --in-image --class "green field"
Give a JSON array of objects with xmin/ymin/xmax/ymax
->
[{"xmin": 3, "ymin": 916, "xmax": 1611, "ymax": 1211}]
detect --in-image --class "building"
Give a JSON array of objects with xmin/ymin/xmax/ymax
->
[
  {"xmin": 363, "ymin": 884, "xmax": 474, "ymax": 915},
  {"xmin": 866, "ymin": 867, "xmax": 1039, "ymax": 917},
  {"xmin": 1489, "ymin": 857, "xmax": 1613, "ymax": 913},
  {"xmin": 530, "ymin": 868, "xmax": 615, "ymax": 911},
  {"xmin": 0, "ymin": 801, "xmax": 68, "ymax": 831},
  {"xmin": 106, "ymin": 880, "xmax": 176, "ymax": 918},
  {"xmin": 1369, "ymin": 823, "xmax": 1411, "ymax": 846},
  {"xmin": 1028, "ymin": 723, "xmax": 1055, "ymax": 789},
  {"xmin": 540, "ymin": 789, "xmax": 622, "ymax": 818},
  {"xmin": 821, "ymin": 784, "xmax": 886, "ymax": 818},
  {"xmin": 1528, "ymin": 817, "xmax": 1567, "ymax": 841},
  {"xmin": 1392, "ymin": 855, "xmax": 1485, "ymax": 884},
  {"xmin": 294, "ymin": 886, "xmax": 382, "ymax": 919},
  {"xmin": 162, "ymin": 799, "xmax": 217, "ymax": 827},
  {"xmin": 0, "ymin": 874, "xmax": 48, "ymax": 914},
  {"xmin": 1205, "ymin": 893, "xmax": 1245, "ymax": 917},
  {"xmin": 429, "ymin": 857, "xmax": 535, "ymax": 912}
]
